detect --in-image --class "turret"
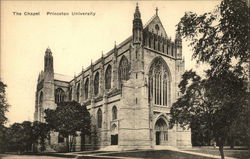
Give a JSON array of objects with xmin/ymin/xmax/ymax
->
[
  {"xmin": 133, "ymin": 3, "xmax": 143, "ymax": 45},
  {"xmin": 175, "ymin": 32, "xmax": 182, "ymax": 59},
  {"xmin": 44, "ymin": 48, "xmax": 54, "ymax": 73}
]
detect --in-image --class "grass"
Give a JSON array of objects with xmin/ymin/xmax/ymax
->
[
  {"xmin": 23, "ymin": 152, "xmax": 77, "ymax": 158},
  {"xmin": 4, "ymin": 147, "xmax": 248, "ymax": 159},
  {"xmin": 90, "ymin": 150, "xmax": 215, "ymax": 159},
  {"xmin": 186, "ymin": 147, "xmax": 250, "ymax": 159}
]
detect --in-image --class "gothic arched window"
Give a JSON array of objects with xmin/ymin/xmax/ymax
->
[
  {"xmin": 38, "ymin": 91, "xmax": 43, "ymax": 121},
  {"xmin": 158, "ymin": 38, "xmax": 161, "ymax": 52},
  {"xmin": 69, "ymin": 87, "xmax": 72, "ymax": 101},
  {"xmin": 39, "ymin": 91, "xmax": 43, "ymax": 105},
  {"xmin": 94, "ymin": 72, "xmax": 99, "ymax": 95},
  {"xmin": 118, "ymin": 56, "xmax": 130, "ymax": 87},
  {"xmin": 76, "ymin": 83, "xmax": 80, "ymax": 102},
  {"xmin": 55, "ymin": 88, "xmax": 65, "ymax": 104},
  {"xmin": 97, "ymin": 108, "xmax": 102, "ymax": 128},
  {"xmin": 171, "ymin": 44, "xmax": 174, "ymax": 56},
  {"xmin": 112, "ymin": 106, "xmax": 117, "ymax": 120},
  {"xmin": 148, "ymin": 57, "xmax": 170, "ymax": 106},
  {"xmin": 153, "ymin": 36, "xmax": 156, "ymax": 50},
  {"xmin": 84, "ymin": 78, "xmax": 89, "ymax": 100},
  {"xmin": 105, "ymin": 65, "xmax": 112, "ymax": 90},
  {"xmin": 162, "ymin": 41, "xmax": 165, "ymax": 53}
]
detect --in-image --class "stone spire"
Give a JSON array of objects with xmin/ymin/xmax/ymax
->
[
  {"xmin": 134, "ymin": 3, "xmax": 141, "ymax": 19},
  {"xmin": 133, "ymin": 3, "xmax": 143, "ymax": 45}
]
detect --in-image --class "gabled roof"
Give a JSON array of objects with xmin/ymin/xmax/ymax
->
[
  {"xmin": 143, "ymin": 14, "xmax": 168, "ymax": 38},
  {"xmin": 54, "ymin": 73, "xmax": 73, "ymax": 82}
]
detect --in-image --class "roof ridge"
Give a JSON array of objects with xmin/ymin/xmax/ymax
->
[
  {"xmin": 54, "ymin": 73, "xmax": 72, "ymax": 77},
  {"xmin": 143, "ymin": 14, "xmax": 157, "ymax": 28}
]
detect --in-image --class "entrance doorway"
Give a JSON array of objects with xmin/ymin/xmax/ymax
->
[
  {"xmin": 155, "ymin": 118, "xmax": 168, "ymax": 145},
  {"xmin": 111, "ymin": 134, "xmax": 118, "ymax": 145},
  {"xmin": 111, "ymin": 123, "xmax": 118, "ymax": 145},
  {"xmin": 156, "ymin": 131, "xmax": 160, "ymax": 145}
]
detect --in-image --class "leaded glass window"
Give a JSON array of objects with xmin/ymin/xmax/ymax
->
[
  {"xmin": 76, "ymin": 84, "xmax": 80, "ymax": 102},
  {"xmin": 148, "ymin": 57, "xmax": 170, "ymax": 106},
  {"xmin": 118, "ymin": 56, "xmax": 130, "ymax": 87},
  {"xmin": 94, "ymin": 72, "xmax": 99, "ymax": 95},
  {"xmin": 112, "ymin": 106, "xmax": 117, "ymax": 120},
  {"xmin": 97, "ymin": 108, "xmax": 102, "ymax": 128},
  {"xmin": 105, "ymin": 65, "xmax": 112, "ymax": 90},
  {"xmin": 55, "ymin": 88, "xmax": 65, "ymax": 104},
  {"xmin": 84, "ymin": 78, "xmax": 89, "ymax": 100},
  {"xmin": 69, "ymin": 87, "xmax": 72, "ymax": 101}
]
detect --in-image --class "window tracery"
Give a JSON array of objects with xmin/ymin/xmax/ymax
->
[
  {"xmin": 118, "ymin": 56, "xmax": 130, "ymax": 87},
  {"xmin": 55, "ymin": 88, "xmax": 65, "ymax": 104},
  {"xmin": 148, "ymin": 58, "xmax": 170, "ymax": 106}
]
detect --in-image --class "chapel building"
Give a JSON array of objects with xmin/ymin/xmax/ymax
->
[{"xmin": 34, "ymin": 5, "xmax": 191, "ymax": 150}]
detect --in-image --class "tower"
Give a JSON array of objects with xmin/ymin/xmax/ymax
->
[
  {"xmin": 118, "ymin": 4, "xmax": 151, "ymax": 149},
  {"xmin": 42, "ymin": 48, "xmax": 55, "ymax": 120},
  {"xmin": 34, "ymin": 48, "xmax": 55, "ymax": 122}
]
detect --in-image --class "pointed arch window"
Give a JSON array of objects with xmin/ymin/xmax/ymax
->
[
  {"xmin": 105, "ymin": 65, "xmax": 112, "ymax": 90},
  {"xmin": 148, "ymin": 57, "xmax": 170, "ymax": 106},
  {"xmin": 84, "ymin": 78, "xmax": 89, "ymax": 100},
  {"xmin": 171, "ymin": 44, "xmax": 174, "ymax": 56},
  {"xmin": 94, "ymin": 72, "xmax": 99, "ymax": 95},
  {"xmin": 38, "ymin": 92, "xmax": 43, "ymax": 121},
  {"xmin": 149, "ymin": 37, "xmax": 152, "ymax": 48},
  {"xmin": 112, "ymin": 106, "xmax": 118, "ymax": 120},
  {"xmin": 39, "ymin": 91, "xmax": 43, "ymax": 105},
  {"xmin": 118, "ymin": 56, "xmax": 130, "ymax": 87},
  {"xmin": 97, "ymin": 108, "xmax": 102, "ymax": 128},
  {"xmin": 76, "ymin": 83, "xmax": 80, "ymax": 102},
  {"xmin": 69, "ymin": 87, "xmax": 72, "ymax": 101},
  {"xmin": 55, "ymin": 88, "xmax": 65, "ymax": 104}
]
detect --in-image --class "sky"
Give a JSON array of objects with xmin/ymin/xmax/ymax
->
[{"xmin": 1, "ymin": 1, "xmax": 220, "ymax": 125}]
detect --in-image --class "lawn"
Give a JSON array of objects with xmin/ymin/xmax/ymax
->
[
  {"xmin": 186, "ymin": 147, "xmax": 250, "ymax": 159},
  {"xmin": 89, "ymin": 150, "xmax": 215, "ymax": 159}
]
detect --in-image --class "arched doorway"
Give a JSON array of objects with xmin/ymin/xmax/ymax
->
[
  {"xmin": 155, "ymin": 118, "xmax": 168, "ymax": 145},
  {"xmin": 111, "ymin": 124, "xmax": 118, "ymax": 145}
]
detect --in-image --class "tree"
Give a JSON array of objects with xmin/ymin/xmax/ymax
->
[
  {"xmin": 177, "ymin": 0, "xmax": 249, "ymax": 77},
  {"xmin": 44, "ymin": 101, "xmax": 91, "ymax": 152},
  {"xmin": 171, "ymin": 0, "xmax": 249, "ymax": 159},
  {"xmin": 7, "ymin": 121, "xmax": 33, "ymax": 153},
  {"xmin": 0, "ymin": 81, "xmax": 10, "ymax": 153},
  {"xmin": 32, "ymin": 121, "xmax": 51, "ymax": 152},
  {"xmin": 0, "ymin": 81, "xmax": 10, "ymax": 126},
  {"xmin": 170, "ymin": 70, "xmax": 248, "ymax": 159},
  {"xmin": 0, "ymin": 125, "xmax": 9, "ymax": 153}
]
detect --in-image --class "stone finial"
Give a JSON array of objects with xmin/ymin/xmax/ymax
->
[
  {"xmin": 134, "ymin": 2, "xmax": 141, "ymax": 19},
  {"xmin": 156, "ymin": 7, "xmax": 158, "ymax": 15}
]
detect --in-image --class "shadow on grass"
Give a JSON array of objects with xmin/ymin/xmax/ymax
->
[
  {"xmin": 80, "ymin": 150, "xmax": 215, "ymax": 159},
  {"xmin": 21, "ymin": 152, "xmax": 77, "ymax": 158}
]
